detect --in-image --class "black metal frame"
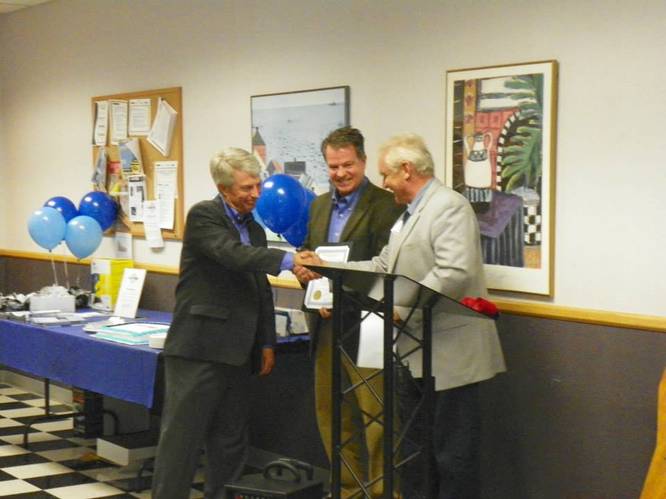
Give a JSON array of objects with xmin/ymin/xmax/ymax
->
[{"xmin": 328, "ymin": 270, "xmax": 436, "ymax": 499}]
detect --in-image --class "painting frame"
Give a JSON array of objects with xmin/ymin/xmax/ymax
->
[
  {"xmin": 445, "ymin": 60, "xmax": 558, "ymax": 296},
  {"xmin": 250, "ymin": 85, "xmax": 350, "ymax": 243}
]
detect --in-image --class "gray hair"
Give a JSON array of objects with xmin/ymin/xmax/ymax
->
[
  {"xmin": 378, "ymin": 133, "xmax": 434, "ymax": 176},
  {"xmin": 209, "ymin": 147, "xmax": 262, "ymax": 187}
]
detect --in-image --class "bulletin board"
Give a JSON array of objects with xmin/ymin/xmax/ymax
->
[{"xmin": 91, "ymin": 87, "xmax": 184, "ymax": 240}]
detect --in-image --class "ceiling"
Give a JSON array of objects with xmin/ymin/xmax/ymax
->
[{"xmin": 0, "ymin": 0, "xmax": 51, "ymax": 15}]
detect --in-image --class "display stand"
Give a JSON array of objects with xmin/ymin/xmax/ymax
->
[{"xmin": 307, "ymin": 263, "xmax": 487, "ymax": 499}]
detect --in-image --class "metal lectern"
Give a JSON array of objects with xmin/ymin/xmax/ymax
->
[{"xmin": 306, "ymin": 263, "xmax": 487, "ymax": 499}]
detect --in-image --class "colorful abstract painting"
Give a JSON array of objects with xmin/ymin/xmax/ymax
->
[{"xmin": 446, "ymin": 61, "xmax": 558, "ymax": 295}]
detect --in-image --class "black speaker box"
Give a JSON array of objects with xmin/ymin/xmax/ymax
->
[{"xmin": 224, "ymin": 458, "xmax": 323, "ymax": 499}]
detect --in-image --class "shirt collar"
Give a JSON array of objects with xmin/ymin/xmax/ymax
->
[
  {"xmin": 406, "ymin": 178, "xmax": 435, "ymax": 216},
  {"xmin": 330, "ymin": 177, "xmax": 368, "ymax": 208},
  {"xmin": 217, "ymin": 194, "xmax": 253, "ymax": 226}
]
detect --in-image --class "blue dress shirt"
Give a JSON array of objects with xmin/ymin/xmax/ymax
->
[
  {"xmin": 217, "ymin": 195, "xmax": 293, "ymax": 271},
  {"xmin": 327, "ymin": 178, "xmax": 368, "ymax": 243}
]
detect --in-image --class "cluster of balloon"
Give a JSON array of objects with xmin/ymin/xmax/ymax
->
[
  {"xmin": 255, "ymin": 174, "xmax": 315, "ymax": 247},
  {"xmin": 27, "ymin": 192, "xmax": 118, "ymax": 260}
]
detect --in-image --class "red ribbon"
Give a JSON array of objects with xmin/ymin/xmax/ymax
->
[{"xmin": 461, "ymin": 296, "xmax": 499, "ymax": 319}]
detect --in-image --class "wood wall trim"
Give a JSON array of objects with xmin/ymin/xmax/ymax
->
[
  {"xmin": 493, "ymin": 299, "xmax": 666, "ymax": 333},
  {"xmin": 0, "ymin": 249, "xmax": 177, "ymax": 275},
  {"xmin": 2, "ymin": 249, "xmax": 664, "ymax": 332}
]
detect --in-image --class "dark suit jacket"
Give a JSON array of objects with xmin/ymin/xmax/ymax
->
[
  {"xmin": 301, "ymin": 181, "xmax": 403, "ymax": 354},
  {"xmin": 164, "ymin": 198, "xmax": 286, "ymax": 367}
]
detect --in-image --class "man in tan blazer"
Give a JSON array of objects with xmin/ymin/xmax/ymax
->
[
  {"xmin": 346, "ymin": 133, "xmax": 506, "ymax": 499},
  {"xmin": 294, "ymin": 127, "xmax": 403, "ymax": 498}
]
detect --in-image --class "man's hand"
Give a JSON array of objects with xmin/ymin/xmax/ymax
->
[
  {"xmin": 319, "ymin": 308, "xmax": 332, "ymax": 319},
  {"xmin": 293, "ymin": 264, "xmax": 321, "ymax": 283},
  {"xmin": 294, "ymin": 250, "xmax": 322, "ymax": 266},
  {"xmin": 293, "ymin": 251, "xmax": 323, "ymax": 283},
  {"xmin": 259, "ymin": 347, "xmax": 275, "ymax": 376}
]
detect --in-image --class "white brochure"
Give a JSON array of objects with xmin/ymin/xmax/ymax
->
[{"xmin": 113, "ymin": 268, "xmax": 147, "ymax": 318}]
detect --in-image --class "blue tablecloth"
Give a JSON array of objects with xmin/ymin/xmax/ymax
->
[
  {"xmin": 0, "ymin": 309, "xmax": 309, "ymax": 409},
  {"xmin": 0, "ymin": 310, "xmax": 170, "ymax": 408}
]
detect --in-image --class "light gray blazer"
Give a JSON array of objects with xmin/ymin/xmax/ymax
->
[{"xmin": 350, "ymin": 178, "xmax": 506, "ymax": 390}]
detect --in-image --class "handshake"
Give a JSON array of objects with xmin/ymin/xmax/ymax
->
[{"xmin": 292, "ymin": 250, "xmax": 323, "ymax": 283}]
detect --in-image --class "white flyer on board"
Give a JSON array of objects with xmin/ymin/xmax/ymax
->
[
  {"xmin": 109, "ymin": 100, "xmax": 128, "ymax": 145},
  {"xmin": 127, "ymin": 175, "xmax": 146, "ymax": 222},
  {"xmin": 128, "ymin": 98, "xmax": 152, "ymax": 135},
  {"xmin": 93, "ymin": 101, "xmax": 108, "ymax": 146}
]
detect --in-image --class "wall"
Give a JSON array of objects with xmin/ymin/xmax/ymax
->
[
  {"xmin": 0, "ymin": 0, "xmax": 664, "ymax": 319},
  {"xmin": 0, "ymin": 41, "xmax": 6, "ymax": 249},
  {"xmin": 481, "ymin": 316, "xmax": 664, "ymax": 498}
]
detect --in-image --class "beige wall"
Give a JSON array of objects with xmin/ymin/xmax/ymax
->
[
  {"xmin": 1, "ymin": 0, "xmax": 665, "ymax": 316},
  {"xmin": 0, "ymin": 54, "xmax": 6, "ymax": 248}
]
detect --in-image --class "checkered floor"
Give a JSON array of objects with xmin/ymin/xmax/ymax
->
[{"xmin": 0, "ymin": 383, "xmax": 205, "ymax": 498}]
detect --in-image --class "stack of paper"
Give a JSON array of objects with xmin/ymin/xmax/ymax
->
[{"xmin": 94, "ymin": 322, "xmax": 169, "ymax": 345}]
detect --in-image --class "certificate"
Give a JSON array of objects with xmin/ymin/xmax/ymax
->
[{"xmin": 304, "ymin": 244, "xmax": 350, "ymax": 309}]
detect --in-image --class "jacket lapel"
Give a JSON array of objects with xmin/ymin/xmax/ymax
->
[
  {"xmin": 311, "ymin": 198, "xmax": 333, "ymax": 247},
  {"xmin": 387, "ymin": 179, "xmax": 441, "ymax": 272},
  {"xmin": 339, "ymin": 184, "xmax": 373, "ymax": 242}
]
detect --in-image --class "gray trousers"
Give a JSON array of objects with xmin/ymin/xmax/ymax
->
[{"xmin": 151, "ymin": 356, "xmax": 251, "ymax": 499}]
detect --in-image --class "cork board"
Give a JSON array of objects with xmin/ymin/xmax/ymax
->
[{"xmin": 91, "ymin": 87, "xmax": 184, "ymax": 240}]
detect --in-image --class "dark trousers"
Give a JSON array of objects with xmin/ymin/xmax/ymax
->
[
  {"xmin": 151, "ymin": 356, "xmax": 251, "ymax": 499},
  {"xmin": 398, "ymin": 368, "xmax": 481, "ymax": 499}
]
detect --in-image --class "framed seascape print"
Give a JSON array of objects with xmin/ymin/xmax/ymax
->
[
  {"xmin": 445, "ymin": 60, "xmax": 558, "ymax": 296},
  {"xmin": 250, "ymin": 86, "xmax": 350, "ymax": 242}
]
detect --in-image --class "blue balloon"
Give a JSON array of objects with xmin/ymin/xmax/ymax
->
[
  {"xmin": 44, "ymin": 196, "xmax": 78, "ymax": 222},
  {"xmin": 65, "ymin": 215, "xmax": 103, "ymax": 260},
  {"xmin": 256, "ymin": 174, "xmax": 306, "ymax": 233},
  {"xmin": 27, "ymin": 207, "xmax": 66, "ymax": 251},
  {"xmin": 79, "ymin": 191, "xmax": 118, "ymax": 231},
  {"xmin": 282, "ymin": 189, "xmax": 316, "ymax": 247}
]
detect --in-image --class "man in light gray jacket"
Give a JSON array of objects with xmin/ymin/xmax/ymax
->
[{"xmin": 347, "ymin": 132, "xmax": 506, "ymax": 499}]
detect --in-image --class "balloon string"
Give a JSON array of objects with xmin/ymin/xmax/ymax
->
[
  {"xmin": 63, "ymin": 256, "xmax": 71, "ymax": 289},
  {"xmin": 49, "ymin": 251, "xmax": 59, "ymax": 287}
]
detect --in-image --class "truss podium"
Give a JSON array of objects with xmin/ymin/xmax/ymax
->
[{"xmin": 306, "ymin": 263, "xmax": 487, "ymax": 499}]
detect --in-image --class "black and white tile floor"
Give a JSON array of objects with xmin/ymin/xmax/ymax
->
[{"xmin": 0, "ymin": 383, "xmax": 205, "ymax": 498}]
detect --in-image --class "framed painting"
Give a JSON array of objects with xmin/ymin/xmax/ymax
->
[
  {"xmin": 445, "ymin": 60, "xmax": 558, "ymax": 295},
  {"xmin": 251, "ymin": 86, "xmax": 350, "ymax": 242}
]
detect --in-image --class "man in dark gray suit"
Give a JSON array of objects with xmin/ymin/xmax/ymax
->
[{"xmin": 151, "ymin": 147, "xmax": 317, "ymax": 499}]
